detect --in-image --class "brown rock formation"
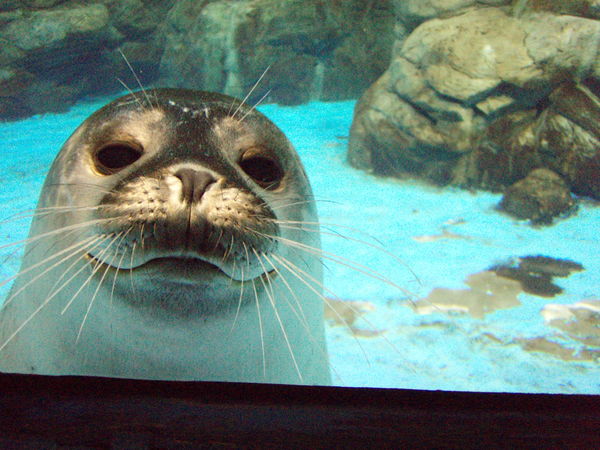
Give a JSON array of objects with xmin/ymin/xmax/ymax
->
[
  {"xmin": 498, "ymin": 168, "xmax": 577, "ymax": 224},
  {"xmin": 159, "ymin": 0, "xmax": 394, "ymax": 106},
  {"xmin": 0, "ymin": 0, "xmax": 394, "ymax": 120},
  {"xmin": 348, "ymin": 4, "xmax": 600, "ymax": 201}
]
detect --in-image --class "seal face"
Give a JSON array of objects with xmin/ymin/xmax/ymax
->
[{"xmin": 0, "ymin": 89, "xmax": 330, "ymax": 385}]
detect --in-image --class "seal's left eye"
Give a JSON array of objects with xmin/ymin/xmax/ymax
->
[
  {"xmin": 94, "ymin": 143, "xmax": 143, "ymax": 175},
  {"xmin": 239, "ymin": 150, "xmax": 284, "ymax": 190}
]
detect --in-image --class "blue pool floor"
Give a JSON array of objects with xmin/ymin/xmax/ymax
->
[{"xmin": 1, "ymin": 95, "xmax": 599, "ymax": 393}]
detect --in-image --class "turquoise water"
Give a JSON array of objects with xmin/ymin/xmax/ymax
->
[{"xmin": 1, "ymin": 95, "xmax": 599, "ymax": 393}]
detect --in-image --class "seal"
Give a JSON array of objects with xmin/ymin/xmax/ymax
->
[{"xmin": 0, "ymin": 89, "xmax": 331, "ymax": 385}]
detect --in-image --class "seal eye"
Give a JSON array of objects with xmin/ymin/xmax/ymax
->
[
  {"xmin": 94, "ymin": 143, "xmax": 143, "ymax": 175},
  {"xmin": 240, "ymin": 149, "xmax": 284, "ymax": 190}
]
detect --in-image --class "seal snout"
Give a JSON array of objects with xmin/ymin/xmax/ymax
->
[{"xmin": 174, "ymin": 168, "xmax": 216, "ymax": 204}]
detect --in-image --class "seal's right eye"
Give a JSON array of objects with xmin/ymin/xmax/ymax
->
[{"xmin": 94, "ymin": 143, "xmax": 143, "ymax": 175}]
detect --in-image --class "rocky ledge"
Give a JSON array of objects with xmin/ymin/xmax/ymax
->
[
  {"xmin": 0, "ymin": 0, "xmax": 394, "ymax": 120},
  {"xmin": 349, "ymin": 1, "xmax": 600, "ymax": 216}
]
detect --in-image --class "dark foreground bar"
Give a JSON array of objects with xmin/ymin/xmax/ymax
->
[{"xmin": 0, "ymin": 373, "xmax": 598, "ymax": 448}]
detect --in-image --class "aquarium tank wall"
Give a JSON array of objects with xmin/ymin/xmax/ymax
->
[{"xmin": 0, "ymin": 0, "xmax": 598, "ymax": 393}]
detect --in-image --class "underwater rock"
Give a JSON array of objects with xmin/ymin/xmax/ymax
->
[
  {"xmin": 0, "ymin": 0, "xmax": 394, "ymax": 119},
  {"xmin": 395, "ymin": 0, "xmax": 511, "ymax": 29},
  {"xmin": 21, "ymin": 0, "xmax": 67, "ymax": 9},
  {"xmin": 0, "ymin": 1, "xmax": 173, "ymax": 120},
  {"xmin": 416, "ymin": 255, "xmax": 585, "ymax": 318},
  {"xmin": 498, "ymin": 169, "xmax": 577, "ymax": 225},
  {"xmin": 325, "ymin": 298, "xmax": 376, "ymax": 328},
  {"xmin": 0, "ymin": 3, "xmax": 116, "ymax": 118},
  {"xmin": 324, "ymin": 298, "xmax": 384, "ymax": 337},
  {"xmin": 159, "ymin": 0, "xmax": 394, "ymax": 106},
  {"xmin": 515, "ymin": 299, "xmax": 600, "ymax": 362},
  {"xmin": 348, "ymin": 6, "xmax": 600, "ymax": 198},
  {"xmin": 473, "ymin": 82, "xmax": 600, "ymax": 198},
  {"xmin": 489, "ymin": 255, "xmax": 584, "ymax": 298},
  {"xmin": 512, "ymin": 0, "xmax": 600, "ymax": 19},
  {"xmin": 414, "ymin": 270, "xmax": 523, "ymax": 319},
  {"xmin": 515, "ymin": 336, "xmax": 600, "ymax": 361},
  {"xmin": 1, "ymin": 4, "xmax": 112, "ymax": 52},
  {"xmin": 542, "ymin": 300, "xmax": 600, "ymax": 347}
]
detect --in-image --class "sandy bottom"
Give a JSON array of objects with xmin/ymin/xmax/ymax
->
[{"xmin": 1, "ymin": 95, "xmax": 598, "ymax": 393}]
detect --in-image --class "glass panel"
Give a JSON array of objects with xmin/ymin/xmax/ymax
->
[{"xmin": 0, "ymin": 0, "xmax": 598, "ymax": 393}]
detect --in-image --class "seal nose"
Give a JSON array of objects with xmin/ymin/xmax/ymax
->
[{"xmin": 174, "ymin": 168, "xmax": 215, "ymax": 203}]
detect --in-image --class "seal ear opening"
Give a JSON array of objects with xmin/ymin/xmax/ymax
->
[{"xmin": 94, "ymin": 143, "xmax": 143, "ymax": 175}]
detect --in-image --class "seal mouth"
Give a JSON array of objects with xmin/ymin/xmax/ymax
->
[{"xmin": 86, "ymin": 253, "xmax": 276, "ymax": 282}]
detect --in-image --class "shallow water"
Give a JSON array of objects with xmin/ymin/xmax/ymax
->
[{"xmin": 1, "ymin": 95, "xmax": 598, "ymax": 393}]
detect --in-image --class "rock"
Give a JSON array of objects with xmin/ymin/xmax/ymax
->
[
  {"xmin": 489, "ymin": 255, "xmax": 584, "ymax": 295},
  {"xmin": 542, "ymin": 300, "xmax": 600, "ymax": 348},
  {"xmin": 106, "ymin": 0, "xmax": 175, "ymax": 39},
  {"xmin": 22, "ymin": 0, "xmax": 67, "ymax": 9},
  {"xmin": 512, "ymin": 0, "xmax": 600, "ymax": 19},
  {"xmin": 2, "ymin": 4, "xmax": 112, "ymax": 52},
  {"xmin": 348, "ymin": 71, "xmax": 460, "ymax": 184},
  {"xmin": 0, "ymin": 1, "xmax": 25, "ymax": 12},
  {"xmin": 498, "ymin": 169, "xmax": 577, "ymax": 224},
  {"xmin": 0, "ymin": 0, "xmax": 394, "ymax": 119},
  {"xmin": 348, "ymin": 5, "xmax": 600, "ymax": 199},
  {"xmin": 0, "ymin": 4, "xmax": 121, "ymax": 118},
  {"xmin": 0, "ymin": 1, "xmax": 172, "ymax": 119},
  {"xmin": 395, "ymin": 0, "xmax": 510, "ymax": 29},
  {"xmin": 414, "ymin": 270, "xmax": 523, "ymax": 319},
  {"xmin": 474, "ymin": 82, "xmax": 600, "ymax": 198},
  {"xmin": 159, "ymin": 0, "xmax": 394, "ymax": 106}
]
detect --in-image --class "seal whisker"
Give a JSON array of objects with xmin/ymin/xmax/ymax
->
[
  {"xmin": 46, "ymin": 182, "xmax": 113, "ymax": 194},
  {"xmin": 75, "ymin": 232, "xmax": 125, "ymax": 343},
  {"xmin": 128, "ymin": 241, "xmax": 138, "ymax": 297},
  {"xmin": 110, "ymin": 228, "xmax": 133, "ymax": 310},
  {"xmin": 1, "ymin": 205, "xmax": 107, "ymax": 226},
  {"xmin": 0, "ymin": 235, "xmax": 108, "ymax": 352},
  {"xmin": 274, "ymin": 220, "xmax": 421, "ymax": 286},
  {"xmin": 270, "ymin": 252, "xmax": 423, "ymax": 376},
  {"xmin": 269, "ymin": 252, "xmax": 373, "ymax": 366},
  {"xmin": 60, "ymin": 234, "xmax": 118, "ymax": 316},
  {"xmin": 272, "ymin": 222, "xmax": 465, "ymax": 327},
  {"xmin": 251, "ymin": 278, "xmax": 267, "ymax": 379},
  {"xmin": 116, "ymin": 77, "xmax": 141, "ymax": 108},
  {"xmin": 108, "ymin": 230, "xmax": 132, "ymax": 368},
  {"xmin": 258, "ymin": 196, "xmax": 338, "ymax": 209},
  {"xmin": 267, "ymin": 200, "xmax": 320, "ymax": 211},
  {"xmin": 270, "ymin": 234, "xmax": 417, "ymax": 300},
  {"xmin": 138, "ymin": 223, "xmax": 146, "ymax": 252},
  {"xmin": 228, "ymin": 264, "xmax": 245, "ymax": 335},
  {"xmin": 262, "ymin": 252, "xmax": 341, "ymax": 382},
  {"xmin": 222, "ymin": 234, "xmax": 235, "ymax": 265},
  {"xmin": 45, "ymin": 236, "xmax": 113, "ymax": 307},
  {"xmin": 0, "ymin": 235, "xmax": 101, "ymax": 300},
  {"xmin": 239, "ymin": 89, "xmax": 271, "ymax": 123},
  {"xmin": 231, "ymin": 65, "xmax": 271, "ymax": 120},
  {"xmin": 254, "ymin": 249, "xmax": 303, "ymax": 383},
  {"xmin": 118, "ymin": 48, "xmax": 154, "ymax": 109},
  {"xmin": 260, "ymin": 253, "xmax": 309, "ymax": 329},
  {"xmin": 0, "ymin": 217, "xmax": 127, "ymax": 251}
]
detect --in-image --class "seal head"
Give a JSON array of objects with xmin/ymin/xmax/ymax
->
[{"xmin": 0, "ymin": 89, "xmax": 330, "ymax": 385}]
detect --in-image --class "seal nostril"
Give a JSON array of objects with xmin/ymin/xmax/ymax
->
[{"xmin": 174, "ymin": 168, "xmax": 215, "ymax": 203}]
